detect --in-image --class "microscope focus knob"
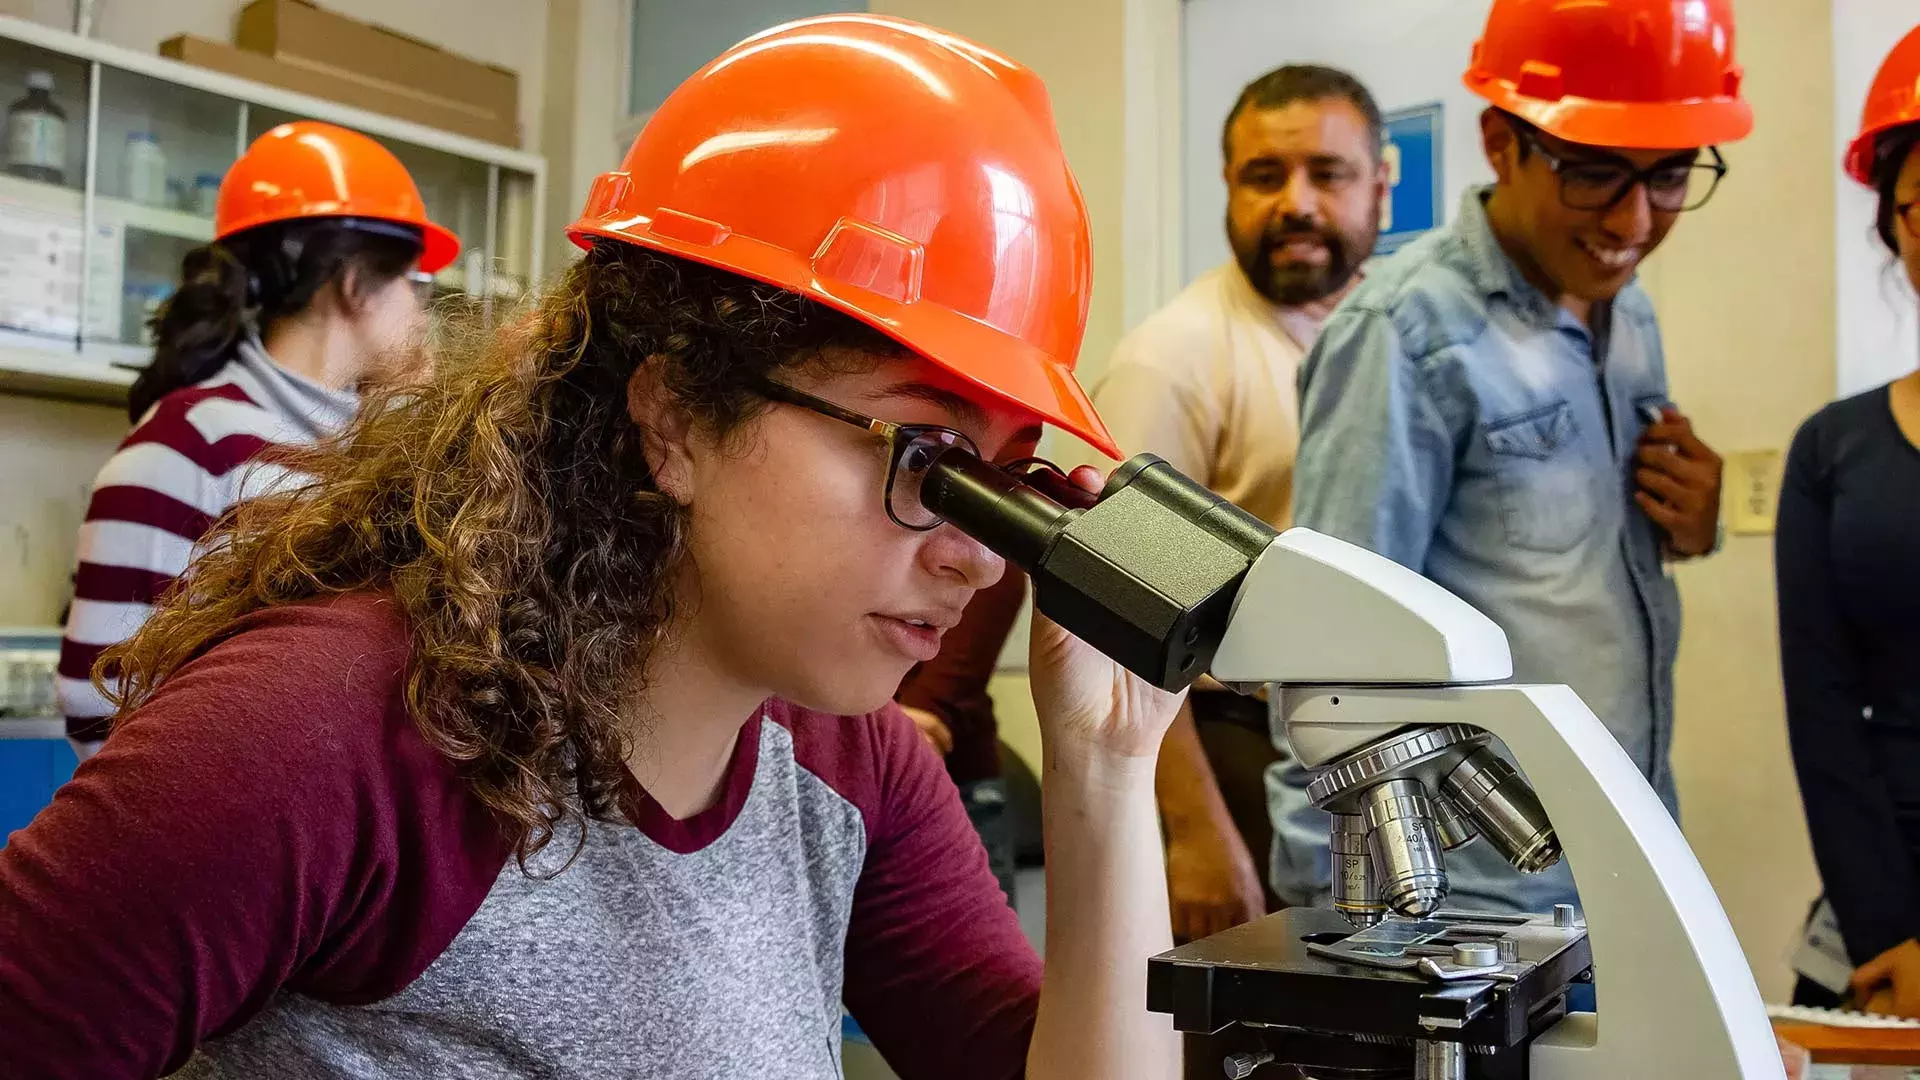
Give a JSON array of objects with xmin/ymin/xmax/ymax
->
[{"xmin": 1221, "ymin": 1050, "xmax": 1275, "ymax": 1079}]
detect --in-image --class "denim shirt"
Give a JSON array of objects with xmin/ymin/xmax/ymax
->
[{"xmin": 1268, "ymin": 188, "xmax": 1683, "ymax": 914}]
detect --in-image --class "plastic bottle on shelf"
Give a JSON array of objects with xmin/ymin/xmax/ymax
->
[
  {"xmin": 6, "ymin": 71, "xmax": 67, "ymax": 185},
  {"xmin": 123, "ymin": 278, "xmax": 172, "ymax": 345},
  {"xmin": 193, "ymin": 172, "xmax": 221, "ymax": 216},
  {"xmin": 124, "ymin": 132, "xmax": 168, "ymax": 207}
]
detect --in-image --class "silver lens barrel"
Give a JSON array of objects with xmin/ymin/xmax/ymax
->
[
  {"xmin": 1441, "ymin": 748, "xmax": 1561, "ymax": 874},
  {"xmin": 1331, "ymin": 812, "xmax": 1386, "ymax": 927},
  {"xmin": 1360, "ymin": 778, "xmax": 1449, "ymax": 918},
  {"xmin": 1430, "ymin": 788, "xmax": 1479, "ymax": 851}
]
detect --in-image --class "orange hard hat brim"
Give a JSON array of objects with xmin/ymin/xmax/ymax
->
[
  {"xmin": 417, "ymin": 220, "xmax": 461, "ymax": 274},
  {"xmin": 1845, "ymin": 130, "xmax": 1879, "ymax": 186},
  {"xmin": 216, "ymin": 212, "xmax": 462, "ymax": 275},
  {"xmin": 568, "ymin": 219, "xmax": 1120, "ymax": 459},
  {"xmin": 1846, "ymin": 120, "xmax": 1920, "ymax": 186},
  {"xmin": 1467, "ymin": 74, "xmax": 1754, "ymax": 150}
]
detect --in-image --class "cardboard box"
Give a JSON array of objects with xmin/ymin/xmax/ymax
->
[
  {"xmin": 159, "ymin": 35, "xmax": 518, "ymax": 146},
  {"xmin": 235, "ymin": 1, "xmax": 517, "ymax": 138}
]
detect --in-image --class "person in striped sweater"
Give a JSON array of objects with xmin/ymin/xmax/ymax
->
[{"xmin": 58, "ymin": 121, "xmax": 459, "ymax": 757}]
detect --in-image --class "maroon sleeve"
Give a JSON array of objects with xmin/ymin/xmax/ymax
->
[
  {"xmin": 788, "ymin": 700, "xmax": 1042, "ymax": 1080},
  {"xmin": 0, "ymin": 594, "xmax": 510, "ymax": 1079},
  {"xmin": 895, "ymin": 570, "xmax": 1025, "ymax": 785}
]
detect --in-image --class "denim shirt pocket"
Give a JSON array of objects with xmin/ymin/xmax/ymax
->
[{"xmin": 1484, "ymin": 399, "xmax": 1598, "ymax": 554}]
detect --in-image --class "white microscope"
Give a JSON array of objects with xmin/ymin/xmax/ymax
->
[{"xmin": 924, "ymin": 452, "xmax": 1784, "ymax": 1080}]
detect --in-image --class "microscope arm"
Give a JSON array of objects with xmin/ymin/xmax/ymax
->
[{"xmin": 1209, "ymin": 527, "xmax": 1513, "ymax": 689}]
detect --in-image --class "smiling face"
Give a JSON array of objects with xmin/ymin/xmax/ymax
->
[
  {"xmin": 1223, "ymin": 96, "xmax": 1386, "ymax": 307},
  {"xmin": 658, "ymin": 350, "xmax": 1043, "ymax": 717},
  {"xmin": 1482, "ymin": 111, "xmax": 1704, "ymax": 306}
]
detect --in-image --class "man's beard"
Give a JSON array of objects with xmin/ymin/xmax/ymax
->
[{"xmin": 1231, "ymin": 214, "xmax": 1374, "ymax": 307}]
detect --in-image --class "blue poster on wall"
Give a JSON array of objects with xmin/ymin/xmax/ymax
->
[{"xmin": 1375, "ymin": 103, "xmax": 1444, "ymax": 256}]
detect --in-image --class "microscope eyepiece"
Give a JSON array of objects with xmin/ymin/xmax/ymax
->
[
  {"xmin": 920, "ymin": 448, "xmax": 1087, "ymax": 571},
  {"xmin": 919, "ymin": 448, "xmax": 1279, "ymax": 692}
]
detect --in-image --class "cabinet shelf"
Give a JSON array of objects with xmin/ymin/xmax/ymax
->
[
  {"xmin": 0, "ymin": 172, "xmax": 213, "ymax": 243},
  {"xmin": 0, "ymin": 333, "xmax": 139, "ymax": 404}
]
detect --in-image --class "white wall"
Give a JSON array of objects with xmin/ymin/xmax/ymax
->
[
  {"xmin": 0, "ymin": 394, "xmax": 125, "ymax": 624},
  {"xmin": 1180, "ymin": 0, "xmax": 1493, "ymax": 282},
  {"xmin": 540, "ymin": 0, "xmax": 628, "ymax": 260},
  {"xmin": 1833, "ymin": 0, "xmax": 1918, "ymax": 397}
]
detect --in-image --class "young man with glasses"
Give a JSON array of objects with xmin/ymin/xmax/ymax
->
[{"xmin": 1283, "ymin": 0, "xmax": 1750, "ymax": 916}]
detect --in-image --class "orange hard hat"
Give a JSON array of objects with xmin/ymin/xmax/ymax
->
[
  {"xmin": 1846, "ymin": 23, "xmax": 1920, "ymax": 186},
  {"xmin": 567, "ymin": 15, "xmax": 1115, "ymax": 456},
  {"xmin": 216, "ymin": 121, "xmax": 460, "ymax": 273},
  {"xmin": 1463, "ymin": 0, "xmax": 1753, "ymax": 150}
]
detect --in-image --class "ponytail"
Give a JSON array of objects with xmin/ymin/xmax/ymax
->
[
  {"xmin": 127, "ymin": 244, "xmax": 249, "ymax": 423},
  {"xmin": 125, "ymin": 218, "xmax": 425, "ymax": 424}
]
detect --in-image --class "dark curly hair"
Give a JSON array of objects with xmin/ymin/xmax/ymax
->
[{"xmin": 99, "ymin": 243, "xmax": 900, "ymax": 867}]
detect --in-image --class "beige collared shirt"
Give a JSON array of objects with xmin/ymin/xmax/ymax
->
[{"xmin": 1091, "ymin": 263, "xmax": 1336, "ymax": 529}]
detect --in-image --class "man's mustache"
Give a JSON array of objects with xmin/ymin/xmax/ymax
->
[{"xmin": 1262, "ymin": 217, "xmax": 1332, "ymax": 249}]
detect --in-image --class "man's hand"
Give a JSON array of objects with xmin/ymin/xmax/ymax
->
[
  {"xmin": 1634, "ymin": 407, "xmax": 1722, "ymax": 556},
  {"xmin": 1166, "ymin": 814, "xmax": 1266, "ymax": 943},
  {"xmin": 1852, "ymin": 938, "xmax": 1920, "ymax": 1018},
  {"xmin": 898, "ymin": 705, "xmax": 953, "ymax": 756}
]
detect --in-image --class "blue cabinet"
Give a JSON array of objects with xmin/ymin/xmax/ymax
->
[{"xmin": 0, "ymin": 727, "xmax": 76, "ymax": 841}]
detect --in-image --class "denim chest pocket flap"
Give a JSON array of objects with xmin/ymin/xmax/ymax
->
[
  {"xmin": 1485, "ymin": 400, "xmax": 1575, "ymax": 459},
  {"xmin": 1483, "ymin": 399, "xmax": 1599, "ymax": 553}
]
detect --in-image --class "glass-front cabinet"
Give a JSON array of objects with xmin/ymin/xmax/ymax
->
[{"xmin": 0, "ymin": 17, "xmax": 544, "ymax": 402}]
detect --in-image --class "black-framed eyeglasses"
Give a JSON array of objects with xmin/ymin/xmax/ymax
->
[
  {"xmin": 406, "ymin": 269, "xmax": 436, "ymax": 305},
  {"xmin": 1513, "ymin": 124, "xmax": 1728, "ymax": 214},
  {"xmin": 755, "ymin": 377, "xmax": 983, "ymax": 531}
]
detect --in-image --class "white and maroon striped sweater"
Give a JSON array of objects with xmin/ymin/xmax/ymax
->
[{"xmin": 58, "ymin": 341, "xmax": 356, "ymax": 749}]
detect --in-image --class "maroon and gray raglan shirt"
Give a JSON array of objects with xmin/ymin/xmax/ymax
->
[{"xmin": 0, "ymin": 592, "xmax": 1042, "ymax": 1078}]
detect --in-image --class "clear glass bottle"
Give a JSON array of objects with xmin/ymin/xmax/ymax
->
[{"xmin": 5, "ymin": 71, "xmax": 66, "ymax": 185}]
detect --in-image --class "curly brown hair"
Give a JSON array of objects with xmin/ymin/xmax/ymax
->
[{"xmin": 99, "ymin": 243, "xmax": 900, "ymax": 866}]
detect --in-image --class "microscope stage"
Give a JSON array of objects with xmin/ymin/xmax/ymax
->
[{"xmin": 1147, "ymin": 906, "xmax": 1592, "ymax": 1050}]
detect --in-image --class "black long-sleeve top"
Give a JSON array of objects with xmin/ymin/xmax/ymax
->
[{"xmin": 1777, "ymin": 384, "xmax": 1920, "ymax": 966}]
